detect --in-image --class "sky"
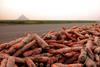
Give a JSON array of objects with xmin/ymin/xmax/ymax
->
[{"xmin": 0, "ymin": 0, "xmax": 100, "ymax": 20}]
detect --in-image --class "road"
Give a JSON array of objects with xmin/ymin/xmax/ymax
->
[{"xmin": 0, "ymin": 23, "xmax": 97, "ymax": 42}]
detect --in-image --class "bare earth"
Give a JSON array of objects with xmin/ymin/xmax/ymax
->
[{"xmin": 0, "ymin": 23, "xmax": 97, "ymax": 42}]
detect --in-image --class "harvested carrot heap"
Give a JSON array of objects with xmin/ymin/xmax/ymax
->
[{"xmin": 0, "ymin": 24, "xmax": 100, "ymax": 67}]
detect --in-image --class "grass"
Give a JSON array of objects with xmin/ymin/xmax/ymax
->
[{"xmin": 0, "ymin": 20, "xmax": 98, "ymax": 24}]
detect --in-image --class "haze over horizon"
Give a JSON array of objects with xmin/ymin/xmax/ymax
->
[{"xmin": 0, "ymin": 0, "xmax": 100, "ymax": 20}]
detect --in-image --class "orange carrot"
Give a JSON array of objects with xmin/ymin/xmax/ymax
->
[
  {"xmin": 94, "ymin": 36, "xmax": 100, "ymax": 46},
  {"xmin": 23, "ymin": 48, "xmax": 42, "ymax": 57},
  {"xmin": 0, "ymin": 59, "xmax": 7, "ymax": 67},
  {"xmin": 13, "ymin": 40, "xmax": 36, "ymax": 56},
  {"xmin": 64, "ymin": 51, "xmax": 77, "ymax": 58},
  {"xmin": 25, "ymin": 58, "xmax": 36, "ymax": 67},
  {"xmin": 95, "ymin": 54, "xmax": 100, "ymax": 63},
  {"xmin": 61, "ymin": 30, "xmax": 76, "ymax": 41},
  {"xmin": 7, "ymin": 34, "xmax": 33, "ymax": 54},
  {"xmin": 85, "ymin": 39, "xmax": 94, "ymax": 60},
  {"xmin": 78, "ymin": 49, "xmax": 87, "ymax": 63},
  {"xmin": 47, "ymin": 57, "xmax": 58, "ymax": 64},
  {"xmin": 0, "ymin": 53, "xmax": 25, "ymax": 63},
  {"xmin": 28, "ymin": 56, "xmax": 49, "ymax": 63},
  {"xmin": 39, "ymin": 63, "xmax": 44, "ymax": 67},
  {"xmin": 51, "ymin": 63, "xmax": 83, "ymax": 67},
  {"xmin": 14, "ymin": 64, "xmax": 18, "ymax": 67},
  {"xmin": 52, "ymin": 47, "xmax": 82, "ymax": 54},
  {"xmin": 6, "ymin": 56, "xmax": 15, "ymax": 67},
  {"xmin": 85, "ymin": 57, "xmax": 96, "ymax": 67},
  {"xmin": 49, "ymin": 43, "xmax": 66, "ymax": 48},
  {"xmin": 6, "ymin": 37, "xmax": 23, "ymax": 48},
  {"xmin": 33, "ymin": 34, "xmax": 49, "ymax": 49},
  {"xmin": 72, "ymin": 30, "xmax": 84, "ymax": 38},
  {"xmin": 65, "ymin": 53, "xmax": 79, "ymax": 64},
  {"xmin": 0, "ymin": 43, "xmax": 8, "ymax": 51},
  {"xmin": 94, "ymin": 47, "xmax": 100, "ymax": 54}
]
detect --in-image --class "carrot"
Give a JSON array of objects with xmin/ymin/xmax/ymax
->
[
  {"xmin": 61, "ymin": 30, "xmax": 76, "ymax": 41},
  {"xmin": 7, "ymin": 33, "xmax": 33, "ymax": 54},
  {"xmin": 95, "ymin": 54, "xmax": 100, "ymax": 63},
  {"xmin": 80, "ymin": 30, "xmax": 87, "ymax": 35},
  {"xmin": 41, "ymin": 53, "xmax": 52, "ymax": 57},
  {"xmin": 14, "ymin": 57, "xmax": 25, "ymax": 63},
  {"xmin": 85, "ymin": 39, "xmax": 94, "ymax": 60},
  {"xmin": 6, "ymin": 37, "xmax": 23, "ymax": 48},
  {"xmin": 51, "ymin": 47, "xmax": 71, "ymax": 54},
  {"xmin": 51, "ymin": 47, "xmax": 82, "ymax": 54},
  {"xmin": 63, "ymin": 40, "xmax": 71, "ymax": 45},
  {"xmin": 58, "ymin": 57, "xmax": 66, "ymax": 63},
  {"xmin": 25, "ymin": 58, "xmax": 36, "ymax": 67},
  {"xmin": 13, "ymin": 40, "xmax": 36, "ymax": 56},
  {"xmin": 0, "ymin": 43, "xmax": 8, "ymax": 51},
  {"xmin": 64, "ymin": 51, "xmax": 77, "ymax": 58},
  {"xmin": 0, "ymin": 59, "xmax": 7, "ymax": 67},
  {"xmin": 94, "ymin": 36, "xmax": 100, "ymax": 46},
  {"xmin": 78, "ymin": 49, "xmax": 87, "ymax": 63},
  {"xmin": 68, "ymin": 42, "xmax": 82, "ymax": 47},
  {"xmin": 33, "ymin": 34, "xmax": 49, "ymax": 49},
  {"xmin": 29, "ymin": 56, "xmax": 49, "ymax": 62},
  {"xmin": 0, "ymin": 49, "xmax": 8, "ymax": 53},
  {"xmin": 65, "ymin": 53, "xmax": 79, "ymax": 64},
  {"xmin": 96, "ymin": 54, "xmax": 100, "ymax": 67},
  {"xmin": 30, "ymin": 43, "xmax": 38, "ymax": 49},
  {"xmin": 6, "ymin": 56, "xmax": 15, "ymax": 67},
  {"xmin": 85, "ymin": 57, "xmax": 96, "ymax": 67},
  {"xmin": 30, "ymin": 53, "xmax": 52, "ymax": 57},
  {"xmin": 51, "ymin": 63, "xmax": 83, "ymax": 67},
  {"xmin": 49, "ymin": 43, "xmax": 66, "ymax": 48},
  {"xmin": 78, "ymin": 39, "xmax": 87, "ymax": 45},
  {"xmin": 36, "ymin": 56, "xmax": 49, "ymax": 62},
  {"xmin": 72, "ymin": 30, "xmax": 84, "ymax": 38},
  {"xmin": 14, "ymin": 64, "xmax": 18, "ymax": 67},
  {"xmin": 64, "ymin": 63, "xmax": 83, "ymax": 67},
  {"xmin": 47, "ymin": 57, "xmax": 58, "ymax": 64},
  {"xmin": 45, "ymin": 40, "xmax": 57, "ymax": 44},
  {"xmin": 0, "ymin": 53, "xmax": 9, "ymax": 59},
  {"xmin": 23, "ymin": 48, "xmax": 42, "ymax": 57},
  {"xmin": 15, "ymin": 33, "xmax": 33, "ymax": 48},
  {"xmin": 39, "ymin": 63, "xmax": 44, "ymax": 67},
  {"xmin": 43, "ymin": 34, "xmax": 57, "ymax": 40},
  {"xmin": 86, "ymin": 48, "xmax": 94, "ymax": 60},
  {"xmin": 6, "ymin": 46, "xmax": 16, "ymax": 54},
  {"xmin": 84, "ymin": 33, "xmax": 90, "ymax": 38},
  {"xmin": 60, "ymin": 34, "xmax": 66, "ymax": 40},
  {"xmin": 87, "ymin": 30, "xmax": 97, "ymax": 35},
  {"xmin": 46, "ymin": 64, "xmax": 51, "ymax": 67},
  {"xmin": 85, "ymin": 39, "xmax": 93, "ymax": 49},
  {"xmin": 0, "ymin": 53, "xmax": 25, "ymax": 63},
  {"xmin": 46, "ymin": 40, "xmax": 65, "ymax": 44},
  {"xmin": 94, "ymin": 47, "xmax": 100, "ymax": 54}
]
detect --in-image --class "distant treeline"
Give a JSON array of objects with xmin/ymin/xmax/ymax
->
[{"xmin": 0, "ymin": 20, "xmax": 98, "ymax": 24}]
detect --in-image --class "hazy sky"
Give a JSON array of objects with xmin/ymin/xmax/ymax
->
[{"xmin": 0, "ymin": 0, "xmax": 100, "ymax": 20}]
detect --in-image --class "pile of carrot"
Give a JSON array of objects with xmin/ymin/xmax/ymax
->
[{"xmin": 0, "ymin": 24, "xmax": 100, "ymax": 67}]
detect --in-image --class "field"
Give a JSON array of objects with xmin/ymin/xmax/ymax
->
[
  {"xmin": 0, "ymin": 21, "xmax": 99, "ymax": 42},
  {"xmin": 0, "ymin": 20, "xmax": 97, "ymax": 24}
]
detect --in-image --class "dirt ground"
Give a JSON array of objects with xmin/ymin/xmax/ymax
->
[{"xmin": 0, "ymin": 23, "xmax": 98, "ymax": 42}]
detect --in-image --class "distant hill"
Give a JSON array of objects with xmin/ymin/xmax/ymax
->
[{"xmin": 17, "ymin": 15, "xmax": 29, "ymax": 20}]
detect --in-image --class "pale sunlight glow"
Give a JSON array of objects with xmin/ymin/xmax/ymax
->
[{"xmin": 0, "ymin": 0, "xmax": 100, "ymax": 20}]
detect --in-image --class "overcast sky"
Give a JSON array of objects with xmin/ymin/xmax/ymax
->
[{"xmin": 0, "ymin": 0, "xmax": 100, "ymax": 20}]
